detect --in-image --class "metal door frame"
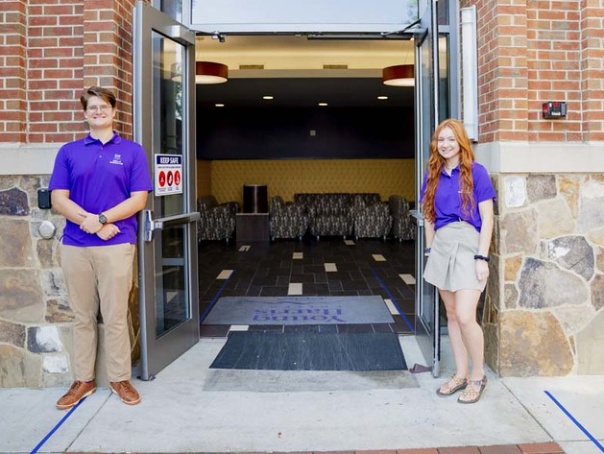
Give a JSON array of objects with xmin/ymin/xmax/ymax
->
[{"xmin": 134, "ymin": 1, "xmax": 200, "ymax": 381}]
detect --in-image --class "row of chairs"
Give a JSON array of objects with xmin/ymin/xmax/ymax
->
[
  {"xmin": 197, "ymin": 194, "xmax": 415, "ymax": 243},
  {"xmin": 269, "ymin": 194, "xmax": 415, "ymax": 242}
]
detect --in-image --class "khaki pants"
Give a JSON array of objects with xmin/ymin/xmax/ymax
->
[{"xmin": 60, "ymin": 243, "xmax": 135, "ymax": 382}]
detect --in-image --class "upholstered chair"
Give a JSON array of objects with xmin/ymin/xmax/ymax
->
[
  {"xmin": 353, "ymin": 195, "xmax": 392, "ymax": 240},
  {"xmin": 389, "ymin": 195, "xmax": 415, "ymax": 241},
  {"xmin": 269, "ymin": 196, "xmax": 309, "ymax": 241},
  {"xmin": 197, "ymin": 195, "xmax": 239, "ymax": 242},
  {"xmin": 296, "ymin": 193, "xmax": 346, "ymax": 240}
]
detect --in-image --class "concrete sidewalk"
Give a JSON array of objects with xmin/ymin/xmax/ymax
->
[{"xmin": 1, "ymin": 336, "xmax": 603, "ymax": 454}]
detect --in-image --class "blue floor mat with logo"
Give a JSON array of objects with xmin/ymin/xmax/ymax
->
[{"xmin": 203, "ymin": 296, "xmax": 394, "ymax": 325}]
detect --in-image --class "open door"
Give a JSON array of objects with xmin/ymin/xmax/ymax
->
[
  {"xmin": 133, "ymin": 2, "xmax": 200, "ymax": 380},
  {"xmin": 412, "ymin": 0, "xmax": 441, "ymax": 378}
]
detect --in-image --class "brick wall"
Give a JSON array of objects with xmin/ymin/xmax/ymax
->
[
  {"xmin": 527, "ymin": 1, "xmax": 581, "ymax": 142},
  {"xmin": 1, "ymin": 0, "xmax": 144, "ymax": 145},
  {"xmin": 581, "ymin": 0, "xmax": 604, "ymax": 141},
  {"xmin": 0, "ymin": 1, "xmax": 27, "ymax": 143},
  {"xmin": 460, "ymin": 0, "xmax": 604, "ymax": 143}
]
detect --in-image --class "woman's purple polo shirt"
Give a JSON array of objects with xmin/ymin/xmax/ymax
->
[
  {"xmin": 49, "ymin": 131, "xmax": 153, "ymax": 247},
  {"xmin": 420, "ymin": 161, "xmax": 496, "ymax": 232}
]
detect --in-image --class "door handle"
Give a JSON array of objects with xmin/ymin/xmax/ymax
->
[
  {"xmin": 142, "ymin": 210, "xmax": 200, "ymax": 242},
  {"xmin": 153, "ymin": 212, "xmax": 200, "ymax": 230},
  {"xmin": 143, "ymin": 210, "xmax": 154, "ymax": 242}
]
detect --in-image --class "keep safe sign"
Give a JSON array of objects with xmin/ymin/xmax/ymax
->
[{"xmin": 154, "ymin": 154, "xmax": 183, "ymax": 196}]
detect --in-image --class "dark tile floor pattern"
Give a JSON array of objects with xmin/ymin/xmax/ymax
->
[{"xmin": 199, "ymin": 238, "xmax": 416, "ymax": 338}]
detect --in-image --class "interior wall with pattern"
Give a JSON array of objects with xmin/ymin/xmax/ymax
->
[{"xmin": 196, "ymin": 159, "xmax": 416, "ymax": 205}]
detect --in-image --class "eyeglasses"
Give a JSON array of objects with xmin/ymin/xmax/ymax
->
[{"xmin": 86, "ymin": 104, "xmax": 112, "ymax": 113}]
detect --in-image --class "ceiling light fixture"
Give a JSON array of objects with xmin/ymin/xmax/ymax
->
[
  {"xmin": 382, "ymin": 64, "xmax": 415, "ymax": 87},
  {"xmin": 196, "ymin": 61, "xmax": 228, "ymax": 84}
]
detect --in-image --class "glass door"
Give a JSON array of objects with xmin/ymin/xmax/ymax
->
[
  {"xmin": 412, "ymin": 0, "xmax": 441, "ymax": 378},
  {"xmin": 133, "ymin": 1, "xmax": 200, "ymax": 380}
]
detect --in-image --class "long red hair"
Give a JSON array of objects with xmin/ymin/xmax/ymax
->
[{"xmin": 423, "ymin": 118, "xmax": 475, "ymax": 223}]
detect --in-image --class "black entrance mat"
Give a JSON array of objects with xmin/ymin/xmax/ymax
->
[
  {"xmin": 210, "ymin": 331, "xmax": 407, "ymax": 371},
  {"xmin": 203, "ymin": 296, "xmax": 394, "ymax": 326}
]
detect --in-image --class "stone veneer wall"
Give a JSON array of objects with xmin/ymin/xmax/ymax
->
[
  {"xmin": 0, "ymin": 173, "xmax": 140, "ymax": 388},
  {"xmin": 483, "ymin": 173, "xmax": 604, "ymax": 377},
  {"xmin": 0, "ymin": 174, "xmax": 72, "ymax": 387}
]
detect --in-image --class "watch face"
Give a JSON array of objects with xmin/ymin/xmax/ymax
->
[{"xmin": 99, "ymin": 214, "xmax": 107, "ymax": 224}]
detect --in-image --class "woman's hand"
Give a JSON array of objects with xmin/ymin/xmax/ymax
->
[
  {"xmin": 96, "ymin": 224, "xmax": 120, "ymax": 241},
  {"xmin": 475, "ymin": 259, "xmax": 489, "ymax": 282}
]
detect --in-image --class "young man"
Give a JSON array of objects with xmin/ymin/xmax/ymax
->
[{"xmin": 49, "ymin": 86, "xmax": 153, "ymax": 409}]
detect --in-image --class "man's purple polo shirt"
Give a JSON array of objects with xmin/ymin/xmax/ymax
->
[
  {"xmin": 420, "ymin": 161, "xmax": 496, "ymax": 232},
  {"xmin": 49, "ymin": 131, "xmax": 153, "ymax": 247}
]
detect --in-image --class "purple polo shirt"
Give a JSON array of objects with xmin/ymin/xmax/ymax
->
[
  {"xmin": 49, "ymin": 131, "xmax": 153, "ymax": 247},
  {"xmin": 420, "ymin": 162, "xmax": 496, "ymax": 231}
]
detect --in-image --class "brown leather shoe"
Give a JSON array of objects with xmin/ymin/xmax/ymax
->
[
  {"xmin": 56, "ymin": 380, "xmax": 96, "ymax": 410},
  {"xmin": 110, "ymin": 380, "xmax": 141, "ymax": 405}
]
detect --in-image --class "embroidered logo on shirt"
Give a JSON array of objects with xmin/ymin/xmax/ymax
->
[{"xmin": 109, "ymin": 154, "xmax": 123, "ymax": 165}]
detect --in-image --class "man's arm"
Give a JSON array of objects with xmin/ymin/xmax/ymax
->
[
  {"xmin": 51, "ymin": 189, "xmax": 88, "ymax": 225},
  {"xmin": 80, "ymin": 191, "xmax": 149, "ymax": 233},
  {"xmin": 98, "ymin": 191, "xmax": 149, "ymax": 223}
]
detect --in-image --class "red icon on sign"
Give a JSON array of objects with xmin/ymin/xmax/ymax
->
[
  {"xmin": 167, "ymin": 171, "xmax": 174, "ymax": 186},
  {"xmin": 174, "ymin": 170, "xmax": 181, "ymax": 186},
  {"xmin": 158, "ymin": 171, "xmax": 166, "ymax": 187}
]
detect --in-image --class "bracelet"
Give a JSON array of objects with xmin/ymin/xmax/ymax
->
[
  {"xmin": 474, "ymin": 254, "xmax": 490, "ymax": 262},
  {"xmin": 424, "ymin": 247, "xmax": 431, "ymax": 254}
]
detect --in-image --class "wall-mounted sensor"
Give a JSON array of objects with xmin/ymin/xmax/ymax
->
[
  {"xmin": 38, "ymin": 188, "xmax": 52, "ymax": 209},
  {"xmin": 542, "ymin": 101, "xmax": 567, "ymax": 119}
]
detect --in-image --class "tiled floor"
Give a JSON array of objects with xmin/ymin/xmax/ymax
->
[{"xmin": 199, "ymin": 237, "xmax": 416, "ymax": 337}]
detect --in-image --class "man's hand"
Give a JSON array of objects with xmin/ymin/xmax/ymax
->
[
  {"xmin": 80, "ymin": 213, "xmax": 103, "ymax": 234},
  {"xmin": 96, "ymin": 224, "xmax": 121, "ymax": 241}
]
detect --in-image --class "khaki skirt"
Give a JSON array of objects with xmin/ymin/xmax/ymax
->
[{"xmin": 424, "ymin": 221, "xmax": 485, "ymax": 292}]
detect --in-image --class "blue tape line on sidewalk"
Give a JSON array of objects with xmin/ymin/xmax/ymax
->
[
  {"xmin": 371, "ymin": 266, "xmax": 415, "ymax": 332},
  {"xmin": 545, "ymin": 390, "xmax": 604, "ymax": 453},
  {"xmin": 30, "ymin": 396, "xmax": 88, "ymax": 454}
]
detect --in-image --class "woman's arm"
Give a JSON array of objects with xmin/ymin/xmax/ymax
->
[
  {"xmin": 477, "ymin": 199, "xmax": 494, "ymax": 256},
  {"xmin": 424, "ymin": 215, "xmax": 435, "ymax": 250}
]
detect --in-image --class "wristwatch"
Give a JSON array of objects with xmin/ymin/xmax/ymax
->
[{"xmin": 98, "ymin": 213, "xmax": 108, "ymax": 225}]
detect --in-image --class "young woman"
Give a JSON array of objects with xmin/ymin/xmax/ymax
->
[{"xmin": 420, "ymin": 118, "xmax": 496, "ymax": 404}]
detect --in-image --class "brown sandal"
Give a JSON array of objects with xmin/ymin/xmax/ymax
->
[
  {"xmin": 458, "ymin": 376, "xmax": 487, "ymax": 404},
  {"xmin": 436, "ymin": 374, "xmax": 467, "ymax": 396}
]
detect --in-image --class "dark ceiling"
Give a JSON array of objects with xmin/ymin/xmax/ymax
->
[{"xmin": 196, "ymin": 77, "xmax": 415, "ymax": 109}]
